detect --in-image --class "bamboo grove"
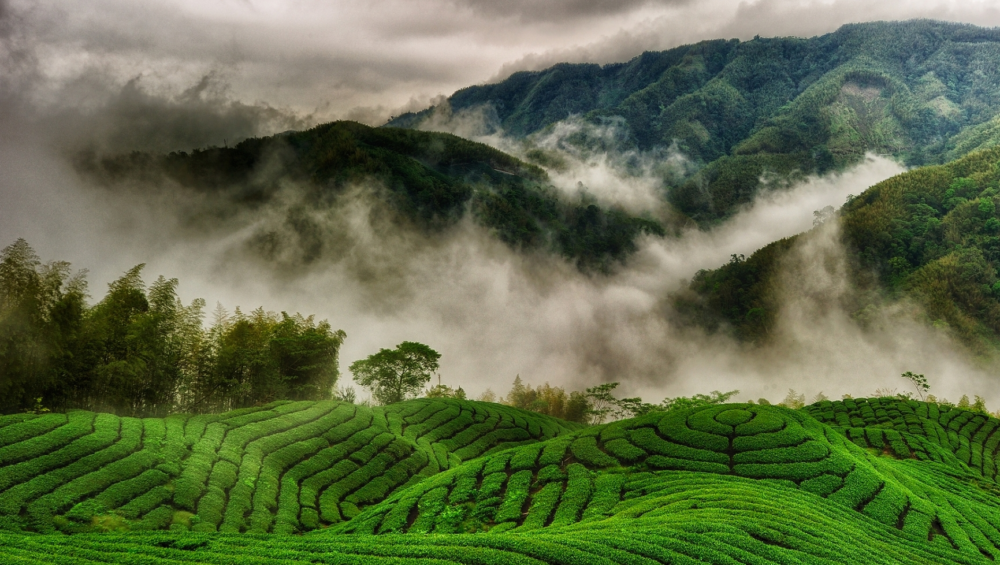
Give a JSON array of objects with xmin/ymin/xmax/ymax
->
[{"xmin": 0, "ymin": 239, "xmax": 346, "ymax": 416}]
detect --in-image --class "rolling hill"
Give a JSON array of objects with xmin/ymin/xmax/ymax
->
[
  {"xmin": 392, "ymin": 20, "xmax": 1000, "ymax": 226},
  {"xmin": 5, "ymin": 397, "xmax": 1000, "ymax": 563},
  {"xmin": 0, "ymin": 398, "xmax": 578, "ymax": 535}
]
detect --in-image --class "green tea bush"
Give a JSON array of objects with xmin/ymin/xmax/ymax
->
[{"xmin": 8, "ymin": 394, "xmax": 1000, "ymax": 564}]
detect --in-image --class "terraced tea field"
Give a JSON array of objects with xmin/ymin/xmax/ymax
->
[
  {"xmin": 4, "ymin": 397, "xmax": 1000, "ymax": 564},
  {"xmin": 0, "ymin": 399, "xmax": 577, "ymax": 535}
]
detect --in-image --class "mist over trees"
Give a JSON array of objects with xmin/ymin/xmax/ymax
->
[
  {"xmin": 0, "ymin": 239, "xmax": 345, "ymax": 416},
  {"xmin": 78, "ymin": 121, "xmax": 665, "ymax": 273},
  {"xmin": 677, "ymin": 146, "xmax": 1000, "ymax": 356},
  {"xmin": 395, "ymin": 21, "xmax": 1000, "ymax": 227}
]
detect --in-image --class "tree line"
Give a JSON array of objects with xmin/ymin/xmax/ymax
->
[
  {"xmin": 0, "ymin": 239, "xmax": 345, "ymax": 416},
  {"xmin": 472, "ymin": 375, "xmax": 738, "ymax": 425}
]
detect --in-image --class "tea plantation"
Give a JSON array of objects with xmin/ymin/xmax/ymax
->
[{"xmin": 4, "ymin": 397, "xmax": 1000, "ymax": 563}]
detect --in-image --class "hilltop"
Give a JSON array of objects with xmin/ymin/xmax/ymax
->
[
  {"xmin": 77, "ymin": 120, "xmax": 663, "ymax": 271},
  {"xmin": 4, "ymin": 397, "xmax": 1000, "ymax": 563}
]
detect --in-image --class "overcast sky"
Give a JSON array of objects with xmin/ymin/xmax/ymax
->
[
  {"xmin": 4, "ymin": 0, "xmax": 1000, "ymax": 127},
  {"xmin": 4, "ymin": 1, "xmax": 1000, "ymax": 401}
]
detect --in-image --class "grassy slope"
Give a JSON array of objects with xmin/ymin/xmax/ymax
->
[
  {"xmin": 79, "ymin": 120, "xmax": 664, "ymax": 271},
  {"xmin": 678, "ymin": 145, "xmax": 1000, "ymax": 353},
  {"xmin": 0, "ymin": 399, "xmax": 579, "ymax": 535},
  {"xmin": 4, "ymin": 399, "xmax": 1000, "ymax": 563},
  {"xmin": 392, "ymin": 20, "xmax": 1000, "ymax": 225}
]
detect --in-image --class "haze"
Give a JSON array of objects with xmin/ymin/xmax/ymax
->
[{"xmin": 2, "ymin": 0, "xmax": 999, "ymax": 405}]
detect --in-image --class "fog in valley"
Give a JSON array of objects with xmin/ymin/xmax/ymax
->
[{"xmin": 2, "ymin": 0, "xmax": 998, "ymax": 408}]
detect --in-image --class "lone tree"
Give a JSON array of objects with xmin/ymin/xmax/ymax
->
[
  {"xmin": 349, "ymin": 342, "xmax": 441, "ymax": 405},
  {"xmin": 900, "ymin": 371, "xmax": 930, "ymax": 400}
]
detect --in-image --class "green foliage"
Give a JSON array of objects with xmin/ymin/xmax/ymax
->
[
  {"xmin": 677, "ymin": 144, "xmax": 1000, "ymax": 353},
  {"xmin": 656, "ymin": 390, "xmax": 741, "ymax": 413},
  {"xmin": 0, "ymin": 240, "xmax": 346, "ymax": 416},
  {"xmin": 901, "ymin": 371, "xmax": 931, "ymax": 400},
  {"xmin": 9, "ymin": 397, "xmax": 1000, "ymax": 563},
  {"xmin": 393, "ymin": 21, "xmax": 1000, "ymax": 225},
  {"xmin": 81, "ymin": 121, "xmax": 664, "ymax": 270},
  {"xmin": 424, "ymin": 384, "xmax": 466, "ymax": 400},
  {"xmin": 314, "ymin": 397, "xmax": 1000, "ymax": 565},
  {"xmin": 0, "ymin": 398, "xmax": 578, "ymax": 536},
  {"xmin": 501, "ymin": 376, "xmax": 589, "ymax": 423},
  {"xmin": 580, "ymin": 381, "xmax": 740, "ymax": 422},
  {"xmin": 350, "ymin": 342, "xmax": 441, "ymax": 405}
]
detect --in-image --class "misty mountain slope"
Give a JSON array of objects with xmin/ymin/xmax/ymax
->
[
  {"xmin": 393, "ymin": 20, "xmax": 1000, "ymax": 225},
  {"xmin": 5, "ymin": 399, "xmax": 1000, "ymax": 564},
  {"xmin": 76, "ymin": 121, "xmax": 664, "ymax": 271},
  {"xmin": 676, "ymin": 145, "xmax": 1000, "ymax": 354}
]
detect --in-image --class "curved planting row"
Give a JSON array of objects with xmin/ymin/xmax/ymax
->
[
  {"xmin": 0, "ymin": 399, "xmax": 577, "ymax": 534},
  {"xmin": 805, "ymin": 397, "xmax": 1000, "ymax": 481},
  {"xmin": 336, "ymin": 402, "xmax": 1000, "ymax": 561},
  {"xmin": 7, "ymin": 397, "xmax": 1000, "ymax": 563},
  {"xmin": 0, "ymin": 474, "xmax": 995, "ymax": 565}
]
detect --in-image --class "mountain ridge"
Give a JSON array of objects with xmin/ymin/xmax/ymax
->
[{"xmin": 392, "ymin": 20, "xmax": 1000, "ymax": 225}]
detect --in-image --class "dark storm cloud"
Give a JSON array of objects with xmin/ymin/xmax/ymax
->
[
  {"xmin": 451, "ymin": 0, "xmax": 687, "ymax": 22},
  {"xmin": 49, "ymin": 73, "xmax": 310, "ymax": 154},
  {"xmin": 8, "ymin": 0, "xmax": 1000, "ymax": 125}
]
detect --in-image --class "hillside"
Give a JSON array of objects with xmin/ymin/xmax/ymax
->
[
  {"xmin": 5, "ymin": 398, "xmax": 1000, "ymax": 563},
  {"xmin": 392, "ymin": 20, "xmax": 1000, "ymax": 225},
  {"xmin": 676, "ymin": 144, "xmax": 1000, "ymax": 353},
  {"xmin": 77, "ymin": 120, "xmax": 664, "ymax": 271},
  {"xmin": 0, "ymin": 398, "xmax": 578, "ymax": 534}
]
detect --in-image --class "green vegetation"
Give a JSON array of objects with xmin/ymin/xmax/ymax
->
[
  {"xmin": 78, "ymin": 120, "xmax": 664, "ymax": 271},
  {"xmin": 350, "ymin": 342, "xmax": 441, "ymax": 405},
  {"xmin": 0, "ymin": 398, "xmax": 578, "ymax": 535},
  {"xmin": 677, "ymin": 145, "xmax": 1000, "ymax": 354},
  {"xmin": 492, "ymin": 375, "xmax": 738, "ymax": 424},
  {"xmin": 7, "ymin": 396, "xmax": 1000, "ymax": 563},
  {"xmin": 394, "ymin": 21, "xmax": 1000, "ymax": 225},
  {"xmin": 0, "ymin": 239, "xmax": 345, "ymax": 416},
  {"xmin": 499, "ymin": 375, "xmax": 589, "ymax": 423}
]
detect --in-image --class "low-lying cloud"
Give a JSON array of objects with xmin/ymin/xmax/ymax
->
[
  {"xmin": 9, "ymin": 87, "xmax": 989, "ymax": 409},
  {"xmin": 4, "ymin": 0, "xmax": 1000, "ymax": 410}
]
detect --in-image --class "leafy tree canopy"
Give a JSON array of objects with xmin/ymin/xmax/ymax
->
[
  {"xmin": 0, "ymin": 239, "xmax": 346, "ymax": 416},
  {"xmin": 350, "ymin": 341, "xmax": 441, "ymax": 405}
]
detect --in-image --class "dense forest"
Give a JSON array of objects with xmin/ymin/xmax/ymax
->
[
  {"xmin": 393, "ymin": 20, "xmax": 1000, "ymax": 225},
  {"xmin": 78, "ymin": 121, "xmax": 663, "ymax": 272},
  {"xmin": 0, "ymin": 239, "xmax": 345, "ymax": 416},
  {"xmin": 676, "ymin": 145, "xmax": 1000, "ymax": 355}
]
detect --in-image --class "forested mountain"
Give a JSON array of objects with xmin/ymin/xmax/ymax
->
[
  {"xmin": 79, "ymin": 121, "xmax": 663, "ymax": 271},
  {"xmin": 676, "ymin": 145, "xmax": 1000, "ymax": 354},
  {"xmin": 392, "ymin": 20, "xmax": 1000, "ymax": 225}
]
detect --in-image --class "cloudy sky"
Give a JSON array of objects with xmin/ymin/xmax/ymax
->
[
  {"xmin": 4, "ymin": 0, "xmax": 1000, "ymax": 128},
  {"xmin": 3, "ymin": 0, "xmax": 1000, "ymax": 402}
]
